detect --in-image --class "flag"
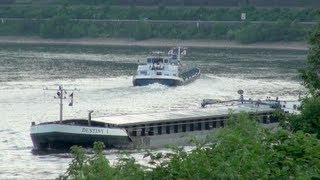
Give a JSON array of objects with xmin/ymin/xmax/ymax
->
[
  {"xmin": 167, "ymin": 49, "xmax": 173, "ymax": 55},
  {"xmin": 181, "ymin": 49, "xmax": 187, "ymax": 56},
  {"xmin": 69, "ymin": 92, "xmax": 73, "ymax": 106}
]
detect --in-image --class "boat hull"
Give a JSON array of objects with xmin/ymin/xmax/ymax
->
[
  {"xmin": 133, "ymin": 68, "xmax": 200, "ymax": 86},
  {"xmin": 133, "ymin": 78, "xmax": 182, "ymax": 86},
  {"xmin": 30, "ymin": 124, "xmax": 131, "ymax": 150}
]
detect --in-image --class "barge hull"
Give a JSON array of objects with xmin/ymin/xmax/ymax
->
[
  {"xmin": 31, "ymin": 132, "xmax": 131, "ymax": 150},
  {"xmin": 30, "ymin": 123, "xmax": 131, "ymax": 150}
]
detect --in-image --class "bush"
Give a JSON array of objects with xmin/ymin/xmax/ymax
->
[{"xmin": 283, "ymin": 97, "xmax": 320, "ymax": 138}]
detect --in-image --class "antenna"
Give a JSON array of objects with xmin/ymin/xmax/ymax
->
[
  {"xmin": 44, "ymin": 85, "xmax": 79, "ymax": 124},
  {"xmin": 177, "ymin": 47, "xmax": 181, "ymax": 61}
]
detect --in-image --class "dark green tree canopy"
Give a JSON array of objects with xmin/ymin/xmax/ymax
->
[{"xmin": 301, "ymin": 22, "xmax": 320, "ymax": 96}]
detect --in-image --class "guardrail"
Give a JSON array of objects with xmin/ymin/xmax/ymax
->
[{"xmin": 0, "ymin": 17, "xmax": 316, "ymax": 26}]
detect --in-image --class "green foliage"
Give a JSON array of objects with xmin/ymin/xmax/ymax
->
[
  {"xmin": 113, "ymin": 156, "xmax": 146, "ymax": 179},
  {"xmin": 150, "ymin": 113, "xmax": 320, "ymax": 179},
  {"xmin": 134, "ymin": 22, "xmax": 153, "ymax": 40},
  {"xmin": 282, "ymin": 97, "xmax": 320, "ymax": 138},
  {"xmin": 282, "ymin": 20, "xmax": 320, "ymax": 139},
  {"xmin": 300, "ymin": 21, "xmax": 320, "ymax": 96},
  {"xmin": 0, "ymin": 5, "xmax": 314, "ymax": 42},
  {"xmin": 40, "ymin": 15, "xmax": 72, "ymax": 38},
  {"xmin": 266, "ymin": 130, "xmax": 320, "ymax": 178},
  {"xmin": 58, "ymin": 142, "xmax": 146, "ymax": 179},
  {"xmin": 0, "ymin": 6, "xmax": 319, "ymax": 22},
  {"xmin": 233, "ymin": 21, "xmax": 305, "ymax": 43},
  {"xmin": 59, "ymin": 142, "xmax": 115, "ymax": 180}
]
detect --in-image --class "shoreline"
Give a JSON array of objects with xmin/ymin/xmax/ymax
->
[{"xmin": 0, "ymin": 36, "xmax": 309, "ymax": 51}]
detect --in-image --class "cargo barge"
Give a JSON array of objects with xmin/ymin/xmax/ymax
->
[{"xmin": 30, "ymin": 87, "xmax": 299, "ymax": 150}]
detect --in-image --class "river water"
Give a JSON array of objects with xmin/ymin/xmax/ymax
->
[{"xmin": 0, "ymin": 44, "xmax": 306, "ymax": 179}]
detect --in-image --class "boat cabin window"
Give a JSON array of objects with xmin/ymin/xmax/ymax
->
[
  {"xmin": 189, "ymin": 123, "xmax": 194, "ymax": 131},
  {"xmin": 164, "ymin": 59, "xmax": 168, "ymax": 63},
  {"xmin": 148, "ymin": 127, "xmax": 154, "ymax": 135},
  {"xmin": 141, "ymin": 127, "xmax": 146, "ymax": 136},
  {"xmin": 140, "ymin": 71, "xmax": 147, "ymax": 75},
  {"xmin": 262, "ymin": 116, "xmax": 267, "ymax": 124},
  {"xmin": 197, "ymin": 122, "xmax": 202, "ymax": 131},
  {"xmin": 174, "ymin": 125, "xmax": 178, "ymax": 133},
  {"xmin": 166, "ymin": 125, "xmax": 170, "ymax": 134},
  {"xmin": 156, "ymin": 72, "xmax": 162, "ymax": 75},
  {"xmin": 220, "ymin": 120, "xmax": 224, "ymax": 127},
  {"xmin": 157, "ymin": 126, "xmax": 162, "ymax": 135},
  {"xmin": 153, "ymin": 58, "xmax": 163, "ymax": 64},
  {"xmin": 212, "ymin": 121, "xmax": 216, "ymax": 128},
  {"xmin": 205, "ymin": 122, "xmax": 210, "ymax": 130},
  {"xmin": 132, "ymin": 130, "xmax": 137, "ymax": 136},
  {"xmin": 182, "ymin": 123, "xmax": 186, "ymax": 132},
  {"xmin": 151, "ymin": 58, "xmax": 164, "ymax": 70}
]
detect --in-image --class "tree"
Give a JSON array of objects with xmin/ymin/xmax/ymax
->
[
  {"xmin": 300, "ymin": 21, "xmax": 320, "ymax": 96},
  {"xmin": 134, "ymin": 22, "xmax": 152, "ymax": 40},
  {"xmin": 40, "ymin": 14, "xmax": 71, "ymax": 38},
  {"xmin": 282, "ymin": 20, "xmax": 320, "ymax": 138}
]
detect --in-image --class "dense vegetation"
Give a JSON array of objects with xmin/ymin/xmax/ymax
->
[
  {"xmin": 4, "ymin": 0, "xmax": 320, "ymax": 7},
  {"xmin": 0, "ymin": 6, "xmax": 319, "ymax": 21},
  {"xmin": 281, "ymin": 21, "xmax": 320, "ymax": 138},
  {"xmin": 0, "ymin": 5, "xmax": 317, "ymax": 43}
]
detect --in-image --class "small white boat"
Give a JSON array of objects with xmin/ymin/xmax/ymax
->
[{"xmin": 133, "ymin": 47, "xmax": 200, "ymax": 86}]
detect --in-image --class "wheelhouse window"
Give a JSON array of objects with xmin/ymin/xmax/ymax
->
[
  {"xmin": 152, "ymin": 58, "xmax": 164, "ymax": 70},
  {"xmin": 140, "ymin": 71, "xmax": 147, "ymax": 75}
]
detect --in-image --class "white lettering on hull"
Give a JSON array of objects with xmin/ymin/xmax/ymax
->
[
  {"xmin": 31, "ymin": 124, "xmax": 128, "ymax": 136},
  {"xmin": 81, "ymin": 128, "xmax": 104, "ymax": 134}
]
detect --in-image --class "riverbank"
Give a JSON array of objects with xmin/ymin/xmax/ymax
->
[{"xmin": 0, "ymin": 36, "xmax": 308, "ymax": 50}]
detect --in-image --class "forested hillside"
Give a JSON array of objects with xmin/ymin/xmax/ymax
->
[
  {"xmin": 3, "ymin": 0, "xmax": 320, "ymax": 8},
  {"xmin": 0, "ymin": 4, "xmax": 318, "ymax": 43}
]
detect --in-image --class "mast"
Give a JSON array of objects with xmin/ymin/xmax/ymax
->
[
  {"xmin": 58, "ymin": 86, "xmax": 63, "ymax": 123},
  {"xmin": 177, "ymin": 47, "xmax": 181, "ymax": 61},
  {"xmin": 44, "ymin": 85, "xmax": 78, "ymax": 124}
]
